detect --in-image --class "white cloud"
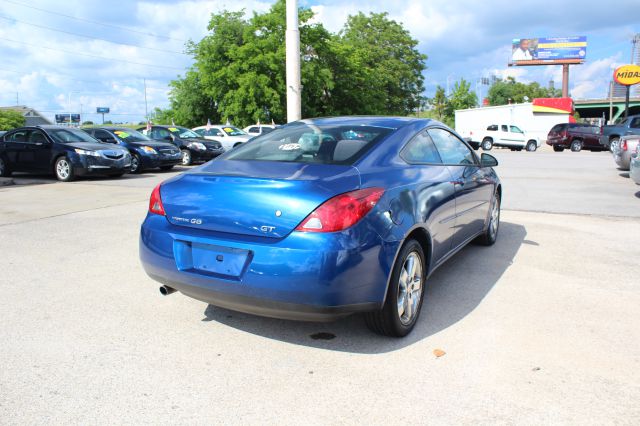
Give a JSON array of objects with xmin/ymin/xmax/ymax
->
[{"xmin": 0, "ymin": 0, "xmax": 639, "ymax": 122}]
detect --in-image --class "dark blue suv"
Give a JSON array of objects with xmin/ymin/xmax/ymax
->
[
  {"xmin": 84, "ymin": 127, "xmax": 182, "ymax": 173},
  {"xmin": 0, "ymin": 125, "xmax": 130, "ymax": 181}
]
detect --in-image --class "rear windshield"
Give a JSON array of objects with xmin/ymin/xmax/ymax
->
[
  {"xmin": 224, "ymin": 123, "xmax": 394, "ymax": 165},
  {"xmin": 550, "ymin": 124, "xmax": 567, "ymax": 132}
]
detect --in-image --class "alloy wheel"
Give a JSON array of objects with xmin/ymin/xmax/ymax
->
[
  {"xmin": 488, "ymin": 195, "xmax": 500, "ymax": 239},
  {"xmin": 130, "ymin": 155, "xmax": 139, "ymax": 173},
  {"xmin": 56, "ymin": 159, "xmax": 70, "ymax": 180},
  {"xmin": 181, "ymin": 150, "xmax": 191, "ymax": 166},
  {"xmin": 396, "ymin": 252, "xmax": 423, "ymax": 325}
]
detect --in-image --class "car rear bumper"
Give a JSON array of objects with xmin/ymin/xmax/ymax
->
[{"xmin": 139, "ymin": 214, "xmax": 396, "ymax": 321}]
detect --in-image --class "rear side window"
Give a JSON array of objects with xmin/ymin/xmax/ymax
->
[
  {"xmin": 630, "ymin": 118, "xmax": 640, "ymax": 129},
  {"xmin": 225, "ymin": 124, "xmax": 393, "ymax": 165},
  {"xmin": 501, "ymin": 125, "xmax": 508, "ymax": 132},
  {"xmin": 401, "ymin": 131, "xmax": 442, "ymax": 164},
  {"xmin": 550, "ymin": 124, "xmax": 567, "ymax": 132},
  {"xmin": 248, "ymin": 127, "xmax": 259, "ymax": 133},
  {"xmin": 487, "ymin": 125, "xmax": 498, "ymax": 131},
  {"xmin": 428, "ymin": 128, "xmax": 476, "ymax": 166}
]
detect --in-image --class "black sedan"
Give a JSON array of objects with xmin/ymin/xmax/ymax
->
[
  {"xmin": 0, "ymin": 125, "xmax": 130, "ymax": 181},
  {"xmin": 84, "ymin": 127, "xmax": 182, "ymax": 173},
  {"xmin": 137, "ymin": 125, "xmax": 224, "ymax": 166}
]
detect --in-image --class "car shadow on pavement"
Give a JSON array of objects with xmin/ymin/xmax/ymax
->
[{"xmin": 201, "ymin": 221, "xmax": 527, "ymax": 354}]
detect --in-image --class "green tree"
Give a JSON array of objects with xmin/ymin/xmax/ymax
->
[
  {"xmin": 487, "ymin": 77, "xmax": 562, "ymax": 106},
  {"xmin": 0, "ymin": 109, "xmax": 26, "ymax": 130},
  {"xmin": 329, "ymin": 12, "xmax": 427, "ymax": 115},
  {"xmin": 447, "ymin": 78, "xmax": 477, "ymax": 114},
  {"xmin": 165, "ymin": 70, "xmax": 220, "ymax": 128},
  {"xmin": 429, "ymin": 86, "xmax": 448, "ymax": 122},
  {"xmin": 171, "ymin": 1, "xmax": 428, "ymax": 126}
]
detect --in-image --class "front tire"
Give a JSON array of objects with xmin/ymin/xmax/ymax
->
[
  {"xmin": 481, "ymin": 138, "xmax": 493, "ymax": 151},
  {"xmin": 365, "ymin": 240, "xmax": 426, "ymax": 337},
  {"xmin": 181, "ymin": 149, "xmax": 192, "ymax": 166},
  {"xmin": 570, "ymin": 140, "xmax": 582, "ymax": 152},
  {"xmin": 130, "ymin": 153, "xmax": 142, "ymax": 173},
  {"xmin": 475, "ymin": 190, "xmax": 501, "ymax": 246},
  {"xmin": 526, "ymin": 140, "xmax": 537, "ymax": 152},
  {"xmin": 54, "ymin": 156, "xmax": 75, "ymax": 182}
]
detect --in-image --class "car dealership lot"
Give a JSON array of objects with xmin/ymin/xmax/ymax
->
[{"xmin": 1, "ymin": 153, "xmax": 639, "ymax": 424}]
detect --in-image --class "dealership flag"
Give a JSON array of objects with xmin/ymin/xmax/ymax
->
[
  {"xmin": 171, "ymin": 119, "xmax": 175, "ymax": 126},
  {"xmin": 206, "ymin": 119, "xmax": 211, "ymax": 131}
]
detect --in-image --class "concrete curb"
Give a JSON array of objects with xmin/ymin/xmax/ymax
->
[{"xmin": 0, "ymin": 177, "xmax": 15, "ymax": 186}]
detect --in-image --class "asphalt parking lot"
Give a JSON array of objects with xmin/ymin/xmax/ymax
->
[{"xmin": 1, "ymin": 150, "xmax": 639, "ymax": 424}]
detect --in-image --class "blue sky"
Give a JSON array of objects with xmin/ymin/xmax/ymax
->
[{"xmin": 0, "ymin": 0, "xmax": 638, "ymax": 124}]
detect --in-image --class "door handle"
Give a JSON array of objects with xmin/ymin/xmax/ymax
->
[{"xmin": 450, "ymin": 180, "xmax": 464, "ymax": 186}]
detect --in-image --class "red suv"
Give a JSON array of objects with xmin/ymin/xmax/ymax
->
[{"xmin": 546, "ymin": 123, "xmax": 604, "ymax": 152}]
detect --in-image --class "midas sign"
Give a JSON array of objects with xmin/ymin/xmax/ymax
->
[{"xmin": 613, "ymin": 64, "xmax": 640, "ymax": 86}]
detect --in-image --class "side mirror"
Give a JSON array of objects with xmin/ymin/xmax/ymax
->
[{"xmin": 480, "ymin": 153, "xmax": 498, "ymax": 168}]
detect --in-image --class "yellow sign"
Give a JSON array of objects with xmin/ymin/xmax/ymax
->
[{"xmin": 613, "ymin": 64, "xmax": 640, "ymax": 86}]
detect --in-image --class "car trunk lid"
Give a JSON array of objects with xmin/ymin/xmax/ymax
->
[{"xmin": 160, "ymin": 160, "xmax": 361, "ymax": 238}]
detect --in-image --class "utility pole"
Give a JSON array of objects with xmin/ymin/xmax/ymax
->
[
  {"xmin": 285, "ymin": 0, "xmax": 301, "ymax": 122},
  {"xmin": 143, "ymin": 78, "xmax": 149, "ymax": 122}
]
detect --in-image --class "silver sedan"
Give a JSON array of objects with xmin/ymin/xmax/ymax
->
[{"xmin": 613, "ymin": 135, "xmax": 640, "ymax": 170}]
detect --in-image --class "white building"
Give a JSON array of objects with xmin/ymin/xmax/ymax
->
[{"xmin": 455, "ymin": 101, "xmax": 572, "ymax": 143}]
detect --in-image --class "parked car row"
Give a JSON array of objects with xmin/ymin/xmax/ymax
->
[
  {"xmin": 0, "ymin": 121, "xmax": 284, "ymax": 181},
  {"xmin": 546, "ymin": 115, "xmax": 640, "ymax": 153}
]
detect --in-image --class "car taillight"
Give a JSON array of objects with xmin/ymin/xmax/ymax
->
[
  {"xmin": 295, "ymin": 188, "xmax": 384, "ymax": 233},
  {"xmin": 149, "ymin": 184, "xmax": 165, "ymax": 215},
  {"xmin": 621, "ymin": 140, "xmax": 628, "ymax": 152}
]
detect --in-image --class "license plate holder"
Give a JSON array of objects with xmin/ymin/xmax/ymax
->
[{"xmin": 174, "ymin": 241, "xmax": 251, "ymax": 279}]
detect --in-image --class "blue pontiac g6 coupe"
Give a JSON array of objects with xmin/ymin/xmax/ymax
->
[{"xmin": 139, "ymin": 117, "xmax": 501, "ymax": 337}]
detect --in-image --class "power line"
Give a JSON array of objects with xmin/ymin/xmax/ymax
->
[
  {"xmin": 1, "ymin": 0, "xmax": 188, "ymax": 43},
  {"xmin": 0, "ymin": 14, "xmax": 188, "ymax": 56},
  {"xmin": 0, "ymin": 36, "xmax": 187, "ymax": 70}
]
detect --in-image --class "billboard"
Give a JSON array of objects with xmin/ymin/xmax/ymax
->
[
  {"xmin": 55, "ymin": 114, "xmax": 81, "ymax": 124},
  {"xmin": 96, "ymin": 107, "xmax": 110, "ymax": 113},
  {"xmin": 512, "ymin": 36, "xmax": 587, "ymax": 65}
]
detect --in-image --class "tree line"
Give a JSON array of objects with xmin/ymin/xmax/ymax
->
[{"xmin": 154, "ymin": 0, "xmax": 427, "ymax": 128}]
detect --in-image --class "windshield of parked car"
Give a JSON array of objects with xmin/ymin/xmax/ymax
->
[
  {"xmin": 168, "ymin": 127, "xmax": 200, "ymax": 139},
  {"xmin": 48, "ymin": 128, "xmax": 101, "ymax": 144},
  {"xmin": 221, "ymin": 126, "xmax": 248, "ymax": 136},
  {"xmin": 112, "ymin": 129, "xmax": 151, "ymax": 142},
  {"xmin": 224, "ymin": 123, "xmax": 394, "ymax": 165}
]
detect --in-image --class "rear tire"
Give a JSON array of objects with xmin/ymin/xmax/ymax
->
[
  {"xmin": 570, "ymin": 140, "xmax": 582, "ymax": 152},
  {"xmin": 475, "ymin": 190, "xmax": 500, "ymax": 246},
  {"xmin": 54, "ymin": 156, "xmax": 75, "ymax": 182},
  {"xmin": 553, "ymin": 145, "xmax": 564, "ymax": 152},
  {"xmin": 0, "ymin": 156, "xmax": 11, "ymax": 177},
  {"xmin": 526, "ymin": 140, "xmax": 537, "ymax": 152},
  {"xmin": 481, "ymin": 138, "xmax": 493, "ymax": 151},
  {"xmin": 365, "ymin": 240, "xmax": 426, "ymax": 337},
  {"xmin": 609, "ymin": 138, "xmax": 619, "ymax": 152}
]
